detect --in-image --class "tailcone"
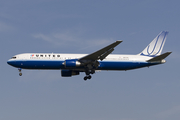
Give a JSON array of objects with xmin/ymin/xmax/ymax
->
[{"xmin": 161, "ymin": 59, "xmax": 166, "ymax": 63}]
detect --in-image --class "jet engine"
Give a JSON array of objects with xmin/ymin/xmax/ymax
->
[{"xmin": 61, "ymin": 70, "xmax": 80, "ymax": 77}]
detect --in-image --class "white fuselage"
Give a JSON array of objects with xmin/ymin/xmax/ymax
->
[{"xmin": 7, "ymin": 53, "xmax": 159, "ymax": 71}]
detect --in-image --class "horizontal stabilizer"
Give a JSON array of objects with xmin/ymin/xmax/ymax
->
[{"xmin": 147, "ymin": 52, "xmax": 172, "ymax": 62}]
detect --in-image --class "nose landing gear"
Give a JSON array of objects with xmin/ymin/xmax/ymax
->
[{"xmin": 18, "ymin": 68, "xmax": 22, "ymax": 76}]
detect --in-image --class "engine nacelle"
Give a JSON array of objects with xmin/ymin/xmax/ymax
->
[
  {"xmin": 61, "ymin": 70, "xmax": 80, "ymax": 77},
  {"xmin": 63, "ymin": 59, "xmax": 81, "ymax": 68}
]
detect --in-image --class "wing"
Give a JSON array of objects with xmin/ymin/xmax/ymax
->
[
  {"xmin": 62, "ymin": 40, "xmax": 122, "ymax": 79},
  {"xmin": 79, "ymin": 40, "xmax": 122, "ymax": 62}
]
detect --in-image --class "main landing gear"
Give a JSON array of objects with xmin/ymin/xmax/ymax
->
[
  {"xmin": 84, "ymin": 69, "xmax": 95, "ymax": 81},
  {"xmin": 84, "ymin": 75, "xmax": 92, "ymax": 81},
  {"xmin": 18, "ymin": 68, "xmax": 22, "ymax": 76},
  {"xmin": 82, "ymin": 62, "xmax": 99, "ymax": 81}
]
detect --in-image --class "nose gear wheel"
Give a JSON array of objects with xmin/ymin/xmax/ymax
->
[{"xmin": 18, "ymin": 68, "xmax": 22, "ymax": 76}]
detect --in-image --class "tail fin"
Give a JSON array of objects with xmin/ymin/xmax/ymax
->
[{"xmin": 139, "ymin": 31, "xmax": 169, "ymax": 57}]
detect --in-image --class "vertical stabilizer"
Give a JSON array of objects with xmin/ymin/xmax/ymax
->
[{"xmin": 139, "ymin": 31, "xmax": 168, "ymax": 57}]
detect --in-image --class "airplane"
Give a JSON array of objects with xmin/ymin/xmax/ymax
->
[{"xmin": 7, "ymin": 31, "xmax": 171, "ymax": 80}]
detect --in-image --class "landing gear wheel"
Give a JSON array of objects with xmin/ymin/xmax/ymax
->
[
  {"xmin": 84, "ymin": 77, "xmax": 87, "ymax": 81},
  {"xmin": 19, "ymin": 73, "xmax": 22, "ymax": 76},
  {"xmin": 88, "ymin": 75, "xmax": 92, "ymax": 79},
  {"xmin": 84, "ymin": 75, "xmax": 92, "ymax": 80}
]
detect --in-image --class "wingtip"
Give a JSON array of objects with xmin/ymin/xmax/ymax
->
[
  {"xmin": 116, "ymin": 40, "xmax": 123, "ymax": 43},
  {"xmin": 167, "ymin": 51, "xmax": 172, "ymax": 54}
]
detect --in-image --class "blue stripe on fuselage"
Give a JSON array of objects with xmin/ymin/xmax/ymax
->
[
  {"xmin": 7, "ymin": 60, "xmax": 160, "ymax": 70},
  {"xmin": 98, "ymin": 61, "xmax": 157, "ymax": 70},
  {"xmin": 7, "ymin": 60, "xmax": 64, "ymax": 69}
]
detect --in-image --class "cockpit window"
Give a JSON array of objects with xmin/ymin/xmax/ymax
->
[{"xmin": 11, "ymin": 57, "xmax": 16, "ymax": 59}]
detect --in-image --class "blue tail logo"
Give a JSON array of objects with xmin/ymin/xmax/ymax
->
[{"xmin": 139, "ymin": 31, "xmax": 168, "ymax": 57}]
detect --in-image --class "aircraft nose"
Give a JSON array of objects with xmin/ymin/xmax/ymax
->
[
  {"xmin": 7, "ymin": 59, "xmax": 18, "ymax": 67},
  {"xmin": 7, "ymin": 59, "xmax": 13, "ymax": 65},
  {"xmin": 7, "ymin": 60, "xmax": 11, "ymax": 65}
]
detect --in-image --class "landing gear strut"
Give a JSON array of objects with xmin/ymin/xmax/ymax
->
[{"xmin": 18, "ymin": 68, "xmax": 22, "ymax": 76}]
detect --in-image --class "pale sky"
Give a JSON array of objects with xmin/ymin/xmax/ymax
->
[{"xmin": 1, "ymin": 0, "xmax": 180, "ymax": 120}]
